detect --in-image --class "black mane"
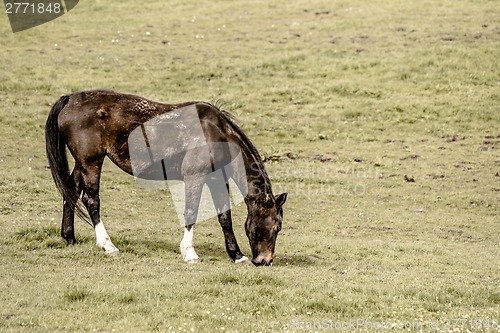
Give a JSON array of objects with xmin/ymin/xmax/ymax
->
[{"xmin": 217, "ymin": 107, "xmax": 273, "ymax": 196}]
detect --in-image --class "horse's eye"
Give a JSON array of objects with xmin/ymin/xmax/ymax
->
[{"xmin": 275, "ymin": 220, "xmax": 282, "ymax": 232}]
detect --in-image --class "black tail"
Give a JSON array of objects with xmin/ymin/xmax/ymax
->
[{"xmin": 45, "ymin": 95, "xmax": 88, "ymax": 221}]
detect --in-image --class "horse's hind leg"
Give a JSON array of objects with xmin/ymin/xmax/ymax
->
[
  {"xmin": 61, "ymin": 166, "xmax": 83, "ymax": 245},
  {"xmin": 81, "ymin": 159, "xmax": 119, "ymax": 255}
]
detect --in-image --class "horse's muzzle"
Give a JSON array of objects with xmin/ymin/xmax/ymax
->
[{"xmin": 251, "ymin": 254, "xmax": 273, "ymax": 266}]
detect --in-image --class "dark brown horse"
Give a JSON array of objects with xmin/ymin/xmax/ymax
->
[{"xmin": 45, "ymin": 89, "xmax": 287, "ymax": 266}]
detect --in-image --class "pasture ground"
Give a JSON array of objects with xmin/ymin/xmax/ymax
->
[{"xmin": 0, "ymin": 0, "xmax": 499, "ymax": 332}]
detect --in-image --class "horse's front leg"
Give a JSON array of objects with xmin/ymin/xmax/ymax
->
[
  {"xmin": 207, "ymin": 178, "xmax": 249, "ymax": 264},
  {"xmin": 180, "ymin": 225, "xmax": 200, "ymax": 264},
  {"xmin": 217, "ymin": 210, "xmax": 249, "ymax": 264}
]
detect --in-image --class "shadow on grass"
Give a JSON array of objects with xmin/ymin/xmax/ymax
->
[
  {"xmin": 13, "ymin": 225, "xmax": 233, "ymax": 262},
  {"xmin": 114, "ymin": 237, "xmax": 230, "ymax": 263},
  {"xmin": 276, "ymin": 254, "xmax": 322, "ymax": 267},
  {"xmin": 14, "ymin": 226, "xmax": 317, "ymax": 267},
  {"xmin": 115, "ymin": 238, "xmax": 323, "ymax": 266},
  {"xmin": 15, "ymin": 225, "xmax": 67, "ymax": 250},
  {"xmin": 114, "ymin": 237, "xmax": 179, "ymax": 256}
]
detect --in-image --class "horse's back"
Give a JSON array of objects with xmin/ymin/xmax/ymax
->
[{"xmin": 57, "ymin": 89, "xmax": 233, "ymax": 176}]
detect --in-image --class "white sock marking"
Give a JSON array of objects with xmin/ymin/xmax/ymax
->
[
  {"xmin": 95, "ymin": 221, "xmax": 119, "ymax": 254},
  {"xmin": 180, "ymin": 227, "xmax": 200, "ymax": 263},
  {"xmin": 235, "ymin": 256, "xmax": 249, "ymax": 264}
]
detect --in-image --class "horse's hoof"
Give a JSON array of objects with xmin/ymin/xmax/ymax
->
[
  {"xmin": 66, "ymin": 238, "xmax": 77, "ymax": 246},
  {"xmin": 186, "ymin": 258, "xmax": 201, "ymax": 264},
  {"xmin": 105, "ymin": 250, "xmax": 119, "ymax": 256},
  {"xmin": 104, "ymin": 247, "xmax": 120, "ymax": 256},
  {"xmin": 235, "ymin": 256, "xmax": 251, "ymax": 264}
]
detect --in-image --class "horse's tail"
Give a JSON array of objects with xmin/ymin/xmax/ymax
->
[{"xmin": 45, "ymin": 95, "xmax": 88, "ymax": 221}]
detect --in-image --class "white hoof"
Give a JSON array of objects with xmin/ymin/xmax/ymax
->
[
  {"xmin": 103, "ymin": 244, "xmax": 120, "ymax": 255},
  {"xmin": 181, "ymin": 245, "xmax": 200, "ymax": 263},
  {"xmin": 96, "ymin": 240, "xmax": 120, "ymax": 254},
  {"xmin": 186, "ymin": 258, "xmax": 202, "ymax": 264},
  {"xmin": 95, "ymin": 222, "xmax": 118, "ymax": 255},
  {"xmin": 235, "ymin": 256, "xmax": 250, "ymax": 264},
  {"xmin": 180, "ymin": 226, "xmax": 200, "ymax": 263}
]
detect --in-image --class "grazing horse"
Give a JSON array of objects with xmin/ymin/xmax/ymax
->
[{"xmin": 45, "ymin": 89, "xmax": 287, "ymax": 266}]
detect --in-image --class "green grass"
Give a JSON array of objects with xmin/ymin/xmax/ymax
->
[{"xmin": 1, "ymin": 0, "xmax": 499, "ymax": 332}]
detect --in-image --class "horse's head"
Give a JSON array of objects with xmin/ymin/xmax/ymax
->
[{"xmin": 245, "ymin": 192, "xmax": 288, "ymax": 266}]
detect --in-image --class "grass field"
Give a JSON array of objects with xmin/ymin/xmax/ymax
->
[{"xmin": 1, "ymin": 0, "xmax": 499, "ymax": 332}]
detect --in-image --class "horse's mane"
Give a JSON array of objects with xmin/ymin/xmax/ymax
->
[{"xmin": 215, "ymin": 105, "xmax": 273, "ymax": 196}]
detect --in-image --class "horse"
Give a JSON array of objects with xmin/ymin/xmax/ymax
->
[{"xmin": 45, "ymin": 89, "xmax": 287, "ymax": 266}]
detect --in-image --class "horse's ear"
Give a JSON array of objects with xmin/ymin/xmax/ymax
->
[{"xmin": 275, "ymin": 193, "xmax": 288, "ymax": 208}]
